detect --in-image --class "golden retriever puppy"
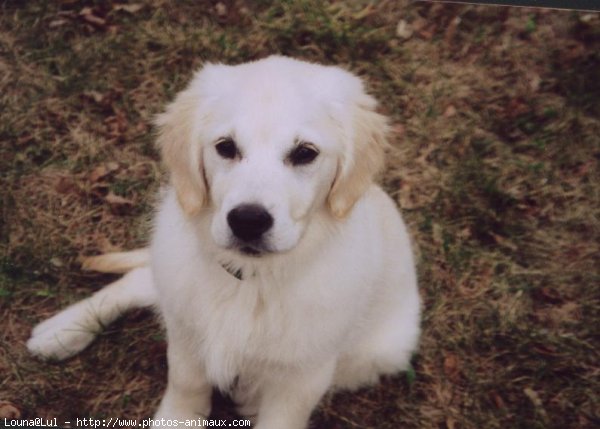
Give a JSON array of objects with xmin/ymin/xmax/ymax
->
[{"xmin": 28, "ymin": 56, "xmax": 420, "ymax": 429}]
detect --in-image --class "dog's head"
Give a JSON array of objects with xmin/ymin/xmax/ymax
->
[{"xmin": 156, "ymin": 56, "xmax": 388, "ymax": 257}]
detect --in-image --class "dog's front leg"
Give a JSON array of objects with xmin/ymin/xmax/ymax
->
[
  {"xmin": 254, "ymin": 359, "xmax": 336, "ymax": 429},
  {"xmin": 153, "ymin": 336, "xmax": 212, "ymax": 427}
]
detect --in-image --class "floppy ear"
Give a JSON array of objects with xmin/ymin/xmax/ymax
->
[
  {"xmin": 327, "ymin": 93, "xmax": 389, "ymax": 219},
  {"xmin": 155, "ymin": 85, "xmax": 208, "ymax": 216}
]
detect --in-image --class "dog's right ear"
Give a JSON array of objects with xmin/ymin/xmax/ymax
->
[
  {"xmin": 327, "ymin": 91, "xmax": 389, "ymax": 219},
  {"xmin": 155, "ymin": 86, "xmax": 207, "ymax": 216}
]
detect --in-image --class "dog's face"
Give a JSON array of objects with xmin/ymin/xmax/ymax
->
[
  {"xmin": 156, "ymin": 56, "xmax": 388, "ymax": 257},
  {"xmin": 202, "ymin": 100, "xmax": 339, "ymax": 256}
]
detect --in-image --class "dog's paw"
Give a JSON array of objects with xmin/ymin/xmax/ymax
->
[{"xmin": 27, "ymin": 303, "xmax": 98, "ymax": 360}]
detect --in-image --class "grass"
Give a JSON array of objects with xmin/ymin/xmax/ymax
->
[{"xmin": 1, "ymin": 1, "xmax": 599, "ymax": 428}]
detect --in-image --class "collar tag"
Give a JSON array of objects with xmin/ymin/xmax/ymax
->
[{"xmin": 221, "ymin": 263, "xmax": 243, "ymax": 281}]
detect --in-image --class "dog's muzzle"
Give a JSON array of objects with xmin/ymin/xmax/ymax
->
[{"xmin": 227, "ymin": 204, "xmax": 273, "ymax": 255}]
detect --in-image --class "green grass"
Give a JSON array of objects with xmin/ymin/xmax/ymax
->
[{"xmin": 1, "ymin": 1, "xmax": 599, "ymax": 428}]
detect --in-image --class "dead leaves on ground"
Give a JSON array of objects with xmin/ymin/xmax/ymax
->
[
  {"xmin": 80, "ymin": 89, "xmax": 149, "ymax": 144},
  {"xmin": 36, "ymin": 161, "xmax": 150, "ymax": 216},
  {"xmin": 48, "ymin": 3, "xmax": 145, "ymax": 34}
]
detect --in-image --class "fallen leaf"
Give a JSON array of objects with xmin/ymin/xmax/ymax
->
[
  {"xmin": 89, "ymin": 165, "xmax": 108, "ymax": 183},
  {"xmin": 534, "ymin": 286, "xmax": 563, "ymax": 304},
  {"xmin": 113, "ymin": 4, "xmax": 144, "ymax": 14},
  {"xmin": 396, "ymin": 20, "xmax": 413, "ymax": 40},
  {"xmin": 0, "ymin": 401, "xmax": 21, "ymax": 419},
  {"xmin": 418, "ymin": 27, "xmax": 435, "ymax": 40},
  {"xmin": 391, "ymin": 123, "xmax": 405, "ymax": 138},
  {"xmin": 106, "ymin": 161, "xmax": 119, "ymax": 171},
  {"xmin": 50, "ymin": 257, "xmax": 64, "ymax": 268},
  {"xmin": 49, "ymin": 18, "xmax": 70, "ymax": 28},
  {"xmin": 490, "ymin": 391, "xmax": 506, "ymax": 409},
  {"xmin": 54, "ymin": 176, "xmax": 77, "ymax": 194},
  {"xmin": 79, "ymin": 7, "xmax": 107, "ymax": 28},
  {"xmin": 215, "ymin": 2, "xmax": 227, "ymax": 17},
  {"xmin": 528, "ymin": 73, "xmax": 541, "ymax": 92},
  {"xmin": 104, "ymin": 110, "xmax": 129, "ymax": 140},
  {"xmin": 490, "ymin": 232, "xmax": 518, "ymax": 251},
  {"xmin": 412, "ymin": 18, "xmax": 427, "ymax": 32},
  {"xmin": 444, "ymin": 16, "xmax": 461, "ymax": 45},
  {"xmin": 16, "ymin": 135, "xmax": 33, "ymax": 146},
  {"xmin": 580, "ymin": 13, "xmax": 596, "ymax": 23},
  {"xmin": 524, "ymin": 387, "xmax": 549, "ymax": 423},
  {"xmin": 535, "ymin": 302, "xmax": 580, "ymax": 327},
  {"xmin": 443, "ymin": 352, "xmax": 460, "ymax": 382},
  {"xmin": 89, "ymin": 162, "xmax": 119, "ymax": 183},
  {"xmin": 505, "ymin": 98, "xmax": 530, "ymax": 118},
  {"xmin": 432, "ymin": 223, "xmax": 443, "ymax": 246},
  {"xmin": 444, "ymin": 105, "xmax": 457, "ymax": 118},
  {"xmin": 105, "ymin": 192, "xmax": 133, "ymax": 206},
  {"xmin": 524, "ymin": 387, "xmax": 542, "ymax": 406},
  {"xmin": 352, "ymin": 4, "xmax": 375, "ymax": 20},
  {"xmin": 83, "ymin": 90, "xmax": 105, "ymax": 104}
]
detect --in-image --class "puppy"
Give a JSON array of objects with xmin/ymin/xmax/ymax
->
[{"xmin": 27, "ymin": 56, "xmax": 421, "ymax": 429}]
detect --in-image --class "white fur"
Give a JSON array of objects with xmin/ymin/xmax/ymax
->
[
  {"xmin": 27, "ymin": 267, "xmax": 155, "ymax": 360},
  {"xmin": 27, "ymin": 56, "xmax": 420, "ymax": 429}
]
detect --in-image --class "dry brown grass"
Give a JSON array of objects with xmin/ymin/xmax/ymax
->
[{"xmin": 1, "ymin": 1, "xmax": 598, "ymax": 428}]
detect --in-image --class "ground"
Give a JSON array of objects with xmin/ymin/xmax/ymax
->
[{"xmin": 0, "ymin": 1, "xmax": 598, "ymax": 428}]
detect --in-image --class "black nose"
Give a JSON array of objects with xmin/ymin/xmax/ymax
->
[{"xmin": 227, "ymin": 204, "xmax": 274, "ymax": 242}]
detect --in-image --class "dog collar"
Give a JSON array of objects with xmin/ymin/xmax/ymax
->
[{"xmin": 221, "ymin": 263, "xmax": 243, "ymax": 280}]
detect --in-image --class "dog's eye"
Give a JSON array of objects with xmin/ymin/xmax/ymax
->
[
  {"xmin": 215, "ymin": 138, "xmax": 239, "ymax": 160},
  {"xmin": 288, "ymin": 143, "xmax": 319, "ymax": 166}
]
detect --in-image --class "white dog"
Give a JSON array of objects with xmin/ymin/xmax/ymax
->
[{"xmin": 27, "ymin": 56, "xmax": 420, "ymax": 429}]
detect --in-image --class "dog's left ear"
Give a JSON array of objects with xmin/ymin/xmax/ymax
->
[
  {"xmin": 155, "ymin": 86, "xmax": 208, "ymax": 216},
  {"xmin": 327, "ymin": 92, "xmax": 389, "ymax": 219}
]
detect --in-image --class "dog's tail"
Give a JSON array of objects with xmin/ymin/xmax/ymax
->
[
  {"xmin": 81, "ymin": 248, "xmax": 150, "ymax": 273},
  {"xmin": 27, "ymin": 248, "xmax": 156, "ymax": 361}
]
